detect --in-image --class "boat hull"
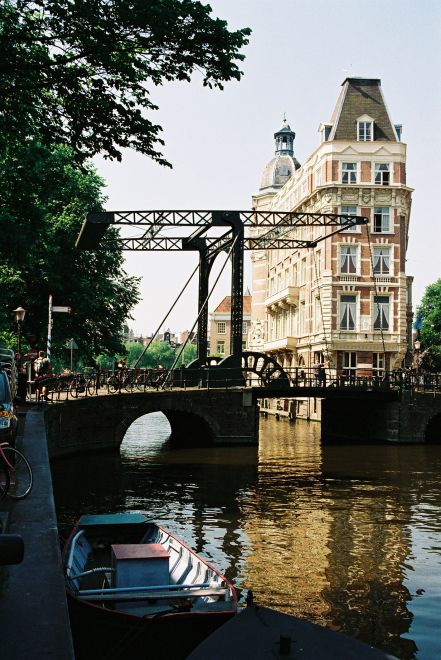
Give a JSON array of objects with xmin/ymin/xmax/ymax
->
[
  {"xmin": 63, "ymin": 513, "xmax": 236, "ymax": 659},
  {"xmin": 69, "ymin": 594, "xmax": 234, "ymax": 660}
]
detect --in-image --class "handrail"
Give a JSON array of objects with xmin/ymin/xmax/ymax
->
[{"xmin": 27, "ymin": 365, "xmax": 441, "ymax": 402}]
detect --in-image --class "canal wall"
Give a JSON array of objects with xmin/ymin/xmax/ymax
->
[
  {"xmin": 0, "ymin": 408, "xmax": 75, "ymax": 659},
  {"xmin": 44, "ymin": 389, "xmax": 259, "ymax": 457},
  {"xmin": 322, "ymin": 391, "xmax": 441, "ymax": 443}
]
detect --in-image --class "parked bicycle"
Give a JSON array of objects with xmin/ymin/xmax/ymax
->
[{"xmin": 0, "ymin": 441, "xmax": 33, "ymax": 501}]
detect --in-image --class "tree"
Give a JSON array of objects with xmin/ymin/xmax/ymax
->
[
  {"xmin": 417, "ymin": 279, "xmax": 441, "ymax": 371},
  {"xmin": 0, "ymin": 0, "xmax": 251, "ymax": 163},
  {"xmin": 0, "ymin": 140, "xmax": 140, "ymax": 360}
]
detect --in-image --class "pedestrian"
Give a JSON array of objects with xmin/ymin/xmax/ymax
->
[
  {"xmin": 317, "ymin": 363, "xmax": 326, "ymax": 387},
  {"xmin": 34, "ymin": 350, "xmax": 52, "ymax": 377},
  {"xmin": 34, "ymin": 350, "xmax": 52, "ymax": 401}
]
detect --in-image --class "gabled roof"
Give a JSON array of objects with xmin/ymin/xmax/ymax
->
[
  {"xmin": 329, "ymin": 78, "xmax": 397, "ymax": 141},
  {"xmin": 213, "ymin": 295, "xmax": 252, "ymax": 314}
]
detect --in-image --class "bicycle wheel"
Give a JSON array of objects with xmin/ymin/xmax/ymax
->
[
  {"xmin": 3, "ymin": 446, "xmax": 33, "ymax": 499},
  {"xmin": 86, "ymin": 375, "xmax": 97, "ymax": 396},
  {"xmin": 0, "ymin": 456, "xmax": 10, "ymax": 502}
]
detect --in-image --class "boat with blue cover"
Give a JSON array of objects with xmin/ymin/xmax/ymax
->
[{"xmin": 63, "ymin": 512, "xmax": 237, "ymax": 660}]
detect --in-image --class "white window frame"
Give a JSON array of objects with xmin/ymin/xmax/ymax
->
[
  {"xmin": 374, "ymin": 163, "xmax": 391, "ymax": 186},
  {"xmin": 340, "ymin": 205, "xmax": 360, "ymax": 233},
  {"xmin": 343, "ymin": 351, "xmax": 357, "ymax": 375},
  {"xmin": 341, "ymin": 162, "xmax": 358, "ymax": 184},
  {"xmin": 357, "ymin": 121, "xmax": 373, "ymax": 141},
  {"xmin": 242, "ymin": 322, "xmax": 247, "ymax": 335},
  {"xmin": 372, "ymin": 352, "xmax": 385, "ymax": 376},
  {"xmin": 373, "ymin": 295, "xmax": 391, "ymax": 332},
  {"xmin": 373, "ymin": 207, "xmax": 391, "ymax": 233},
  {"xmin": 216, "ymin": 340, "xmax": 225, "ymax": 355},
  {"xmin": 217, "ymin": 321, "xmax": 226, "ymax": 334},
  {"xmin": 372, "ymin": 246, "xmax": 392, "ymax": 276},
  {"xmin": 315, "ymin": 167, "xmax": 322, "ymax": 187},
  {"xmin": 339, "ymin": 244, "xmax": 359, "ymax": 275},
  {"xmin": 339, "ymin": 294, "xmax": 358, "ymax": 331}
]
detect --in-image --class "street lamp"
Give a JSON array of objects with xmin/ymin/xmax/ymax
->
[
  {"xmin": 13, "ymin": 306, "xmax": 26, "ymax": 354},
  {"xmin": 414, "ymin": 338, "xmax": 421, "ymax": 381}
]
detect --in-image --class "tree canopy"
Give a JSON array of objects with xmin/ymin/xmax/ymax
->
[
  {"xmin": 0, "ymin": 0, "xmax": 251, "ymax": 162},
  {"xmin": 121, "ymin": 341, "xmax": 197, "ymax": 369},
  {"xmin": 0, "ymin": 140, "xmax": 140, "ymax": 360},
  {"xmin": 418, "ymin": 279, "xmax": 441, "ymax": 371}
]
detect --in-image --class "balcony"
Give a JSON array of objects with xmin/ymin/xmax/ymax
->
[
  {"xmin": 265, "ymin": 286, "xmax": 299, "ymax": 312},
  {"xmin": 264, "ymin": 336, "xmax": 298, "ymax": 352},
  {"xmin": 338, "ymin": 274, "xmax": 360, "ymax": 283}
]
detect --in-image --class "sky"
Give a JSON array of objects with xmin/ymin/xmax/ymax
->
[{"xmin": 93, "ymin": 0, "xmax": 441, "ymax": 337}]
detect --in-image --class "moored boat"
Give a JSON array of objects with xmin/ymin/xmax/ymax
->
[
  {"xmin": 62, "ymin": 512, "xmax": 237, "ymax": 659},
  {"xmin": 187, "ymin": 603, "xmax": 398, "ymax": 660}
]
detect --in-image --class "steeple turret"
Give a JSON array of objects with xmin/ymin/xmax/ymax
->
[
  {"xmin": 259, "ymin": 116, "xmax": 300, "ymax": 191},
  {"xmin": 274, "ymin": 116, "xmax": 296, "ymax": 156}
]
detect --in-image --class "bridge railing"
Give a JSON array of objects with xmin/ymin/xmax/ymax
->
[{"xmin": 28, "ymin": 366, "xmax": 441, "ymax": 403}]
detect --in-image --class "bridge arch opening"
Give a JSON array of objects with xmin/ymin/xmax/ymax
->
[
  {"xmin": 122, "ymin": 412, "xmax": 172, "ymax": 453},
  {"xmin": 425, "ymin": 413, "xmax": 441, "ymax": 444},
  {"xmin": 121, "ymin": 409, "xmax": 215, "ymax": 450}
]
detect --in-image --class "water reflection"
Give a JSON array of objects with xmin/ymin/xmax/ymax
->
[{"xmin": 52, "ymin": 412, "xmax": 441, "ymax": 659}]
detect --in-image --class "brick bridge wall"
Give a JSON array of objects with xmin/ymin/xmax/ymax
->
[
  {"xmin": 322, "ymin": 391, "xmax": 441, "ymax": 443},
  {"xmin": 44, "ymin": 389, "xmax": 259, "ymax": 457}
]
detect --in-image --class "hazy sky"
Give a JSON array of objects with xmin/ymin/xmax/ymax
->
[{"xmin": 94, "ymin": 0, "xmax": 441, "ymax": 337}]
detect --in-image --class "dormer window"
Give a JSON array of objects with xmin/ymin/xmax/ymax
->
[
  {"xmin": 319, "ymin": 123, "xmax": 332, "ymax": 142},
  {"xmin": 358, "ymin": 121, "xmax": 373, "ymax": 141},
  {"xmin": 357, "ymin": 115, "xmax": 374, "ymax": 141}
]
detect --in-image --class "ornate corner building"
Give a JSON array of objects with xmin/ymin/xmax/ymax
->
[{"xmin": 250, "ymin": 78, "xmax": 414, "ymax": 384}]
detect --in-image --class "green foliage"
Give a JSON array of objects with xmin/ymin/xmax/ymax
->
[
  {"xmin": 418, "ymin": 279, "xmax": 441, "ymax": 371},
  {"xmin": 0, "ymin": 331, "xmax": 17, "ymax": 350},
  {"xmin": 123, "ymin": 340, "xmax": 197, "ymax": 369},
  {"xmin": 0, "ymin": 141, "xmax": 140, "ymax": 362},
  {"xmin": 0, "ymin": 0, "xmax": 251, "ymax": 163}
]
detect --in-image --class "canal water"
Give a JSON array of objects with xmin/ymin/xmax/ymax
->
[{"xmin": 52, "ymin": 414, "xmax": 441, "ymax": 660}]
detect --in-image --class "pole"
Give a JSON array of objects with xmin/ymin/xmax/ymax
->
[
  {"xmin": 47, "ymin": 294, "xmax": 52, "ymax": 360},
  {"xmin": 70, "ymin": 344, "xmax": 73, "ymax": 371},
  {"xmin": 17, "ymin": 322, "xmax": 21, "ymax": 355}
]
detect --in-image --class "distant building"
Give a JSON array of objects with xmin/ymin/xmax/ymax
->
[{"xmin": 209, "ymin": 292, "xmax": 252, "ymax": 357}]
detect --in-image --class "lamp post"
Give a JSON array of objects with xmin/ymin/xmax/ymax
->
[
  {"xmin": 13, "ymin": 306, "xmax": 26, "ymax": 354},
  {"xmin": 414, "ymin": 338, "xmax": 421, "ymax": 378}
]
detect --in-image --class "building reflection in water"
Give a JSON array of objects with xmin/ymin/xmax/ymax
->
[{"xmin": 52, "ymin": 411, "xmax": 441, "ymax": 659}]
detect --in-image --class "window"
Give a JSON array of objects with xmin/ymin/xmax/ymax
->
[
  {"xmin": 340, "ymin": 246, "xmax": 358, "ymax": 274},
  {"xmin": 242, "ymin": 322, "xmax": 248, "ymax": 335},
  {"xmin": 315, "ymin": 167, "xmax": 322, "ymax": 187},
  {"xmin": 217, "ymin": 322, "xmax": 226, "ymax": 334},
  {"xmin": 373, "ymin": 296, "xmax": 390, "ymax": 331},
  {"xmin": 285, "ymin": 268, "xmax": 290, "ymax": 287},
  {"xmin": 375, "ymin": 163, "xmax": 390, "ymax": 185},
  {"xmin": 373, "ymin": 207, "xmax": 390, "ymax": 232},
  {"xmin": 216, "ymin": 340, "xmax": 225, "ymax": 355},
  {"xmin": 342, "ymin": 162, "xmax": 357, "ymax": 184},
  {"xmin": 357, "ymin": 121, "xmax": 373, "ymax": 141},
  {"xmin": 314, "ymin": 250, "xmax": 321, "ymax": 277},
  {"xmin": 340, "ymin": 205, "xmax": 359, "ymax": 233},
  {"xmin": 299, "ymin": 301, "xmax": 305, "ymax": 335},
  {"xmin": 314, "ymin": 297, "xmax": 322, "ymax": 332},
  {"xmin": 340, "ymin": 295, "xmax": 357, "ymax": 330},
  {"xmin": 343, "ymin": 351, "xmax": 357, "ymax": 375},
  {"xmin": 373, "ymin": 247, "xmax": 391, "ymax": 275},
  {"xmin": 373, "ymin": 353, "xmax": 385, "ymax": 376},
  {"xmin": 301, "ymin": 258, "xmax": 307, "ymax": 284}
]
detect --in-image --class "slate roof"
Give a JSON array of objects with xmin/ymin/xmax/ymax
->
[{"xmin": 329, "ymin": 78, "xmax": 397, "ymax": 141}]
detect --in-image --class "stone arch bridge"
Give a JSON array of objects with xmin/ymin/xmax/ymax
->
[{"xmin": 44, "ymin": 385, "xmax": 441, "ymax": 458}]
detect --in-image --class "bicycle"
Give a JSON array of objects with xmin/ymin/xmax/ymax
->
[{"xmin": 0, "ymin": 441, "xmax": 33, "ymax": 501}]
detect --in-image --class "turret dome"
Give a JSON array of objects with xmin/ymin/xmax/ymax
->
[{"xmin": 259, "ymin": 118, "xmax": 300, "ymax": 191}]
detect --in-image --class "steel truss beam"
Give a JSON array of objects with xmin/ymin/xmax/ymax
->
[{"xmin": 76, "ymin": 209, "xmax": 368, "ymax": 383}]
